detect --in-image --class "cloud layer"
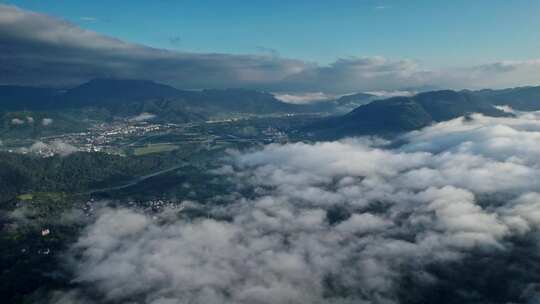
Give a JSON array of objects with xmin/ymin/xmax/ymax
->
[
  {"xmin": 1, "ymin": 4, "xmax": 540, "ymax": 93},
  {"xmin": 51, "ymin": 111, "xmax": 540, "ymax": 303},
  {"xmin": 19, "ymin": 140, "xmax": 78, "ymax": 156}
]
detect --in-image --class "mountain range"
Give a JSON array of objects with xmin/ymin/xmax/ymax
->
[
  {"xmin": 1, "ymin": 78, "xmax": 540, "ymax": 138},
  {"xmin": 472, "ymin": 86, "xmax": 540, "ymax": 111},
  {"xmin": 0, "ymin": 79, "xmax": 335, "ymax": 121},
  {"xmin": 305, "ymin": 89, "xmax": 519, "ymax": 138}
]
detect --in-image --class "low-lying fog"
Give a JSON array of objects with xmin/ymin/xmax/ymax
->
[{"xmin": 52, "ymin": 110, "xmax": 540, "ymax": 304}]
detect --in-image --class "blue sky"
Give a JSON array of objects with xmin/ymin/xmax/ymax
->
[{"xmin": 3, "ymin": 0, "xmax": 540, "ymax": 68}]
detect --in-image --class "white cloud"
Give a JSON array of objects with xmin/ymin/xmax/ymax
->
[
  {"xmin": 11, "ymin": 118, "xmax": 24, "ymax": 125},
  {"xmin": 273, "ymin": 92, "xmax": 336, "ymax": 104},
  {"xmin": 129, "ymin": 112, "xmax": 157, "ymax": 122},
  {"xmin": 42, "ymin": 118, "xmax": 54, "ymax": 126},
  {"xmin": 55, "ymin": 111, "xmax": 540, "ymax": 303},
  {"xmin": 50, "ymin": 140, "xmax": 78, "ymax": 156},
  {"xmin": 365, "ymin": 90, "xmax": 415, "ymax": 98},
  {"xmin": 2, "ymin": 4, "xmax": 540, "ymax": 93},
  {"xmin": 21, "ymin": 140, "xmax": 78, "ymax": 156}
]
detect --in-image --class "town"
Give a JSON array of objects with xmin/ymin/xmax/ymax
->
[{"xmin": 0, "ymin": 115, "xmax": 298, "ymax": 157}]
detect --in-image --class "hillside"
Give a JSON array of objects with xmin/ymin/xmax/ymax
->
[
  {"xmin": 61, "ymin": 78, "xmax": 183, "ymax": 108},
  {"xmin": 333, "ymin": 92, "xmax": 377, "ymax": 112},
  {"xmin": 0, "ymin": 86, "xmax": 60, "ymax": 110},
  {"xmin": 0, "ymin": 151, "xmax": 179, "ymax": 202},
  {"xmin": 1, "ymin": 81, "xmax": 539, "ymax": 136},
  {"xmin": 0, "ymin": 79, "xmax": 334, "ymax": 122},
  {"xmin": 473, "ymin": 86, "xmax": 540, "ymax": 111},
  {"xmin": 306, "ymin": 90, "xmax": 508, "ymax": 139}
]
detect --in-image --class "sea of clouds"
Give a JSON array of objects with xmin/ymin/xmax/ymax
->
[{"xmin": 51, "ymin": 111, "xmax": 540, "ymax": 304}]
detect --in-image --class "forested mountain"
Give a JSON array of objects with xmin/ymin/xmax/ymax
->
[
  {"xmin": 333, "ymin": 92, "xmax": 377, "ymax": 112},
  {"xmin": 413, "ymin": 90, "xmax": 504, "ymax": 120},
  {"xmin": 0, "ymin": 151, "xmax": 177, "ymax": 203},
  {"xmin": 0, "ymin": 79, "xmax": 334, "ymax": 122},
  {"xmin": 60, "ymin": 78, "xmax": 183, "ymax": 108},
  {"xmin": 473, "ymin": 86, "xmax": 540, "ymax": 111},
  {"xmin": 1, "ymin": 80, "xmax": 539, "ymax": 137},
  {"xmin": 306, "ymin": 90, "xmax": 510, "ymax": 138}
]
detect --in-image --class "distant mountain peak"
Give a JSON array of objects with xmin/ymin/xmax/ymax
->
[{"xmin": 62, "ymin": 78, "xmax": 182, "ymax": 106}]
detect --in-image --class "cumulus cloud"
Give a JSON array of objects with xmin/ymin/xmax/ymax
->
[
  {"xmin": 42, "ymin": 118, "xmax": 53, "ymax": 126},
  {"xmin": 438, "ymin": 60, "xmax": 540, "ymax": 90},
  {"xmin": 10, "ymin": 118, "xmax": 25, "ymax": 125},
  {"xmin": 52, "ymin": 111, "xmax": 540, "ymax": 304},
  {"xmin": 365, "ymin": 90, "xmax": 415, "ymax": 98},
  {"xmin": 49, "ymin": 140, "xmax": 79, "ymax": 156},
  {"xmin": 129, "ymin": 112, "xmax": 157, "ymax": 122},
  {"xmin": 281, "ymin": 56, "xmax": 430, "ymax": 93},
  {"xmin": 21, "ymin": 140, "xmax": 78, "ymax": 156},
  {"xmin": 273, "ymin": 92, "xmax": 337, "ymax": 104},
  {"xmin": 1, "ymin": 4, "xmax": 540, "ymax": 93}
]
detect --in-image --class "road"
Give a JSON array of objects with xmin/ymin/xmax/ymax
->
[{"xmin": 85, "ymin": 165, "xmax": 183, "ymax": 194}]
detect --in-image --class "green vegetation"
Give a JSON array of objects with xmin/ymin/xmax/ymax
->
[
  {"xmin": 16, "ymin": 193, "xmax": 34, "ymax": 201},
  {"xmin": 0, "ymin": 149, "xmax": 213, "ymax": 303},
  {"xmin": 133, "ymin": 143, "xmax": 179, "ymax": 156},
  {"xmin": 0, "ymin": 151, "xmax": 182, "ymax": 203},
  {"xmin": 306, "ymin": 90, "xmax": 510, "ymax": 139},
  {"xmin": 0, "ymin": 141, "xmax": 244, "ymax": 303},
  {"xmin": 0, "ymin": 190, "xmax": 84, "ymax": 304},
  {"xmin": 0, "ymin": 110, "xmax": 90, "ymax": 139}
]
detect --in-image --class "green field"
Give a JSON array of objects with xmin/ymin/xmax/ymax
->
[
  {"xmin": 16, "ymin": 193, "xmax": 34, "ymax": 201},
  {"xmin": 133, "ymin": 143, "xmax": 179, "ymax": 156},
  {"xmin": 16, "ymin": 192, "xmax": 66, "ymax": 202}
]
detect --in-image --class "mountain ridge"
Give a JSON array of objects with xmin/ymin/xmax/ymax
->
[
  {"xmin": 305, "ymin": 89, "xmax": 515, "ymax": 139},
  {"xmin": 0, "ymin": 79, "xmax": 332, "ymax": 122},
  {"xmin": 1, "ymin": 79, "xmax": 539, "ymax": 132}
]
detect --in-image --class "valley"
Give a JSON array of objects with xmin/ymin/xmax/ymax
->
[
  {"xmin": 1, "ymin": 79, "xmax": 540, "ymax": 304},
  {"xmin": 3, "ymin": 3, "xmax": 540, "ymax": 303}
]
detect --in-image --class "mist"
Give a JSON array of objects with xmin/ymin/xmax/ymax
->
[{"xmin": 48, "ymin": 111, "xmax": 540, "ymax": 304}]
